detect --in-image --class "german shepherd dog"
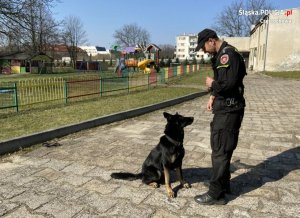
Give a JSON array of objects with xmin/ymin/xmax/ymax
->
[{"xmin": 111, "ymin": 112, "xmax": 194, "ymax": 198}]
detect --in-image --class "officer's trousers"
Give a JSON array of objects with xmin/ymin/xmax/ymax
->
[{"xmin": 208, "ymin": 109, "xmax": 244, "ymax": 199}]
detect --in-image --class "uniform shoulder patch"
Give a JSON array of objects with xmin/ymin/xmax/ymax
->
[{"xmin": 220, "ymin": 54, "xmax": 229, "ymax": 64}]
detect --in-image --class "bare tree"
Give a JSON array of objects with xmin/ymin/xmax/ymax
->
[
  {"xmin": 212, "ymin": 0, "xmax": 246, "ymax": 37},
  {"xmin": 0, "ymin": 0, "xmax": 25, "ymax": 36},
  {"xmin": 212, "ymin": 0, "xmax": 274, "ymax": 37},
  {"xmin": 244, "ymin": 0, "xmax": 274, "ymax": 28},
  {"xmin": 113, "ymin": 23, "xmax": 150, "ymax": 48},
  {"xmin": 0, "ymin": 0, "xmax": 60, "ymax": 53},
  {"xmin": 0, "ymin": 0, "xmax": 28, "ymax": 51},
  {"xmin": 62, "ymin": 15, "xmax": 87, "ymax": 68},
  {"xmin": 158, "ymin": 44, "xmax": 175, "ymax": 59},
  {"xmin": 22, "ymin": 0, "xmax": 60, "ymax": 53},
  {"xmin": 37, "ymin": 9, "xmax": 61, "ymax": 53}
]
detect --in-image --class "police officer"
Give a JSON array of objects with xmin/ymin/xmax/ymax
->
[{"xmin": 194, "ymin": 29, "xmax": 246, "ymax": 205}]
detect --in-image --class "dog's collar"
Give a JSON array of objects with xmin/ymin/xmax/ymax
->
[{"xmin": 165, "ymin": 135, "xmax": 182, "ymax": 146}]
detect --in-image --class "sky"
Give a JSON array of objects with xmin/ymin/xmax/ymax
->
[{"xmin": 53, "ymin": 0, "xmax": 300, "ymax": 49}]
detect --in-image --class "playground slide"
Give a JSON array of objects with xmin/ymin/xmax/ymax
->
[{"xmin": 137, "ymin": 59, "xmax": 155, "ymax": 70}]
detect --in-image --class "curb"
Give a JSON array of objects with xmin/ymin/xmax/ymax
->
[{"xmin": 0, "ymin": 91, "xmax": 207, "ymax": 155}]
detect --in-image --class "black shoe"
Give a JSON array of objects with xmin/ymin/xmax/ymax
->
[
  {"xmin": 203, "ymin": 181, "xmax": 231, "ymax": 194},
  {"xmin": 194, "ymin": 192, "xmax": 226, "ymax": 205}
]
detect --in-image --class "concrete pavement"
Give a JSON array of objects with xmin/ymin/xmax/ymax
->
[{"xmin": 0, "ymin": 73, "xmax": 299, "ymax": 217}]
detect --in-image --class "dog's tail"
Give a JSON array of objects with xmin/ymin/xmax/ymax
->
[{"xmin": 111, "ymin": 172, "xmax": 143, "ymax": 181}]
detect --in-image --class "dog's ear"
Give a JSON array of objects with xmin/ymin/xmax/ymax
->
[{"xmin": 163, "ymin": 112, "xmax": 171, "ymax": 120}]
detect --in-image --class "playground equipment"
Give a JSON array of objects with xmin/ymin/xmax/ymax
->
[
  {"xmin": 144, "ymin": 44, "xmax": 161, "ymax": 65},
  {"xmin": 123, "ymin": 46, "xmax": 143, "ymax": 71},
  {"xmin": 113, "ymin": 43, "xmax": 161, "ymax": 76},
  {"xmin": 137, "ymin": 59, "xmax": 156, "ymax": 74},
  {"xmin": 137, "ymin": 43, "xmax": 161, "ymax": 74}
]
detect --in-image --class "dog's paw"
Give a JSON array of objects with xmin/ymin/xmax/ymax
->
[
  {"xmin": 149, "ymin": 182, "xmax": 159, "ymax": 188},
  {"xmin": 167, "ymin": 190, "xmax": 175, "ymax": 198},
  {"xmin": 183, "ymin": 182, "xmax": 191, "ymax": 189}
]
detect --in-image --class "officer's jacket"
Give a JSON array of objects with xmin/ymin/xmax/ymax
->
[{"xmin": 210, "ymin": 41, "xmax": 247, "ymax": 113}]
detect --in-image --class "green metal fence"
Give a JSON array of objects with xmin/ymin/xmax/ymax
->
[
  {"xmin": 65, "ymin": 76, "xmax": 130, "ymax": 103},
  {"xmin": 0, "ymin": 64, "xmax": 202, "ymax": 112},
  {"xmin": 0, "ymin": 83, "xmax": 18, "ymax": 112}
]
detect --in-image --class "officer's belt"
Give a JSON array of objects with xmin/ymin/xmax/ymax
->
[
  {"xmin": 215, "ymin": 97, "xmax": 239, "ymax": 107},
  {"xmin": 224, "ymin": 98, "xmax": 238, "ymax": 107}
]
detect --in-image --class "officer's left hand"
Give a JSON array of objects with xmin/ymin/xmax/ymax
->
[{"xmin": 206, "ymin": 76, "xmax": 214, "ymax": 88}]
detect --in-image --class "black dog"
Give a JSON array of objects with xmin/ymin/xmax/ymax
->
[{"xmin": 111, "ymin": 112, "xmax": 194, "ymax": 198}]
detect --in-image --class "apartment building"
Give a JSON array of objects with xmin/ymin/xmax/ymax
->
[
  {"xmin": 175, "ymin": 33, "xmax": 250, "ymax": 63},
  {"xmin": 175, "ymin": 33, "xmax": 209, "ymax": 61},
  {"xmin": 249, "ymin": 7, "xmax": 300, "ymax": 71}
]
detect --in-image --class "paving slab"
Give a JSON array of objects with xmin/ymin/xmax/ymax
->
[{"xmin": 0, "ymin": 73, "xmax": 300, "ymax": 217}]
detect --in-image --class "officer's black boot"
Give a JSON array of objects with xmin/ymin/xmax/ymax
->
[{"xmin": 194, "ymin": 192, "xmax": 226, "ymax": 205}]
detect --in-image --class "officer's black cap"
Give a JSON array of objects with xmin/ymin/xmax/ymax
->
[{"xmin": 195, "ymin": 29, "xmax": 218, "ymax": 52}]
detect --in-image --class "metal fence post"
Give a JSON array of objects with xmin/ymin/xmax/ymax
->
[
  {"xmin": 13, "ymin": 83, "xmax": 19, "ymax": 112},
  {"xmin": 127, "ymin": 76, "xmax": 130, "ymax": 93},
  {"xmin": 64, "ymin": 80, "xmax": 68, "ymax": 104},
  {"xmin": 100, "ymin": 78, "xmax": 103, "ymax": 97}
]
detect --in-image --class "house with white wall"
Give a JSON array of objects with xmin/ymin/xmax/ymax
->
[
  {"xmin": 249, "ymin": 7, "xmax": 300, "ymax": 71},
  {"xmin": 79, "ymin": 46, "xmax": 110, "ymax": 56}
]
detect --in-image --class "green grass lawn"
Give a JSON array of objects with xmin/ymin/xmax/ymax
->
[
  {"xmin": 169, "ymin": 69, "xmax": 213, "ymax": 85},
  {"xmin": 0, "ymin": 70, "xmax": 211, "ymax": 141},
  {"xmin": 0, "ymin": 70, "xmax": 117, "ymax": 82},
  {"xmin": 263, "ymin": 71, "xmax": 300, "ymax": 79}
]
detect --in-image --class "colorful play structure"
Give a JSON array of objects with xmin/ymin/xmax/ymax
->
[{"xmin": 113, "ymin": 43, "xmax": 161, "ymax": 76}]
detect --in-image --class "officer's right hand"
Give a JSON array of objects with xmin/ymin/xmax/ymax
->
[{"xmin": 207, "ymin": 95, "xmax": 215, "ymax": 111}]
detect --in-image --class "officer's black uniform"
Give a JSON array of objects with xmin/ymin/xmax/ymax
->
[{"xmin": 208, "ymin": 41, "xmax": 247, "ymax": 199}]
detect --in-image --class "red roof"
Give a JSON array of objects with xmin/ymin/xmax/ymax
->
[{"xmin": 48, "ymin": 44, "xmax": 84, "ymax": 53}]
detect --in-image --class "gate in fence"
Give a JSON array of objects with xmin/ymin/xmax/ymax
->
[{"xmin": 0, "ymin": 83, "xmax": 18, "ymax": 112}]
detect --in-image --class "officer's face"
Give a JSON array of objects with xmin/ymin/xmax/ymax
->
[{"xmin": 202, "ymin": 39, "xmax": 216, "ymax": 54}]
